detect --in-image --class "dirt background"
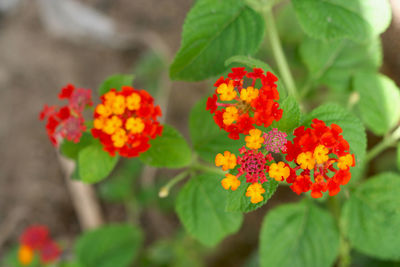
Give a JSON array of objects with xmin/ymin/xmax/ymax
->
[{"xmin": 0, "ymin": 0, "xmax": 399, "ymax": 266}]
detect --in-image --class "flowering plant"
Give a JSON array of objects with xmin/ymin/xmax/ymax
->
[{"xmin": 5, "ymin": 0, "xmax": 400, "ymax": 267}]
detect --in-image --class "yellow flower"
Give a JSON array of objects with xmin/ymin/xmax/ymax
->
[
  {"xmin": 126, "ymin": 117, "xmax": 145, "ymax": 134},
  {"xmin": 245, "ymin": 129, "xmax": 264, "ymax": 150},
  {"xmin": 269, "ymin": 161, "xmax": 290, "ymax": 181},
  {"xmin": 246, "ymin": 183, "xmax": 265, "ymax": 204},
  {"xmin": 221, "ymin": 173, "xmax": 241, "ymax": 191},
  {"xmin": 18, "ymin": 245, "xmax": 33, "ymax": 266},
  {"xmin": 217, "ymin": 82, "xmax": 237, "ymax": 101},
  {"xmin": 337, "ymin": 154, "xmax": 354, "ymax": 170},
  {"xmin": 126, "ymin": 93, "xmax": 141, "ymax": 111},
  {"xmin": 111, "ymin": 128, "xmax": 127, "ymax": 148},
  {"xmin": 223, "ymin": 106, "xmax": 239, "ymax": 125},
  {"xmin": 103, "ymin": 115, "xmax": 122, "ymax": 135},
  {"xmin": 111, "ymin": 95, "xmax": 126, "ymax": 115},
  {"xmin": 314, "ymin": 145, "xmax": 329, "ymax": 164},
  {"xmin": 296, "ymin": 152, "xmax": 315, "ymax": 170},
  {"xmin": 215, "ymin": 151, "xmax": 237, "ymax": 171},
  {"xmin": 95, "ymin": 104, "xmax": 112, "ymax": 117},
  {"xmin": 240, "ymin": 86, "xmax": 259, "ymax": 103}
]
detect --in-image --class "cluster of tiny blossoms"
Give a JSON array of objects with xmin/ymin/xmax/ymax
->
[
  {"xmin": 39, "ymin": 84, "xmax": 92, "ymax": 146},
  {"xmin": 92, "ymin": 86, "xmax": 163, "ymax": 157},
  {"xmin": 211, "ymin": 68, "xmax": 355, "ymax": 204},
  {"xmin": 18, "ymin": 225, "xmax": 60, "ymax": 266},
  {"xmin": 206, "ymin": 67, "xmax": 283, "ymax": 139}
]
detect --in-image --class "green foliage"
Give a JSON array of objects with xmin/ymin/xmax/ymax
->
[
  {"xmin": 225, "ymin": 55, "xmax": 287, "ymax": 98},
  {"xmin": 98, "ymin": 159, "xmax": 142, "ymax": 203},
  {"xmin": 75, "ymin": 224, "xmax": 143, "ymax": 267},
  {"xmin": 300, "ymin": 37, "xmax": 381, "ymax": 92},
  {"xmin": 78, "ymin": 143, "xmax": 119, "ymax": 183},
  {"xmin": 341, "ymin": 173, "xmax": 400, "ymax": 260},
  {"xmin": 98, "ymin": 74, "xmax": 134, "ymax": 96},
  {"xmin": 259, "ymin": 201, "xmax": 340, "ymax": 267},
  {"xmin": 271, "ymin": 96, "xmax": 300, "ymax": 133},
  {"xmin": 353, "ymin": 72, "xmax": 400, "ymax": 136},
  {"xmin": 170, "ymin": 0, "xmax": 264, "ymax": 81},
  {"xmin": 303, "ymin": 104, "xmax": 367, "ymax": 182},
  {"xmin": 189, "ymin": 98, "xmax": 243, "ymax": 163},
  {"xmin": 291, "ymin": 0, "xmax": 391, "ymax": 41},
  {"xmin": 176, "ymin": 173, "xmax": 243, "ymax": 246},
  {"xmin": 397, "ymin": 144, "xmax": 400, "ymax": 171},
  {"xmin": 139, "ymin": 125, "xmax": 192, "ymax": 168},
  {"xmin": 225, "ymin": 174, "xmax": 278, "ymax": 213},
  {"xmin": 61, "ymin": 132, "xmax": 95, "ymax": 160}
]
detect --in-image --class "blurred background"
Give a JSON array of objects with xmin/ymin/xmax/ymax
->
[{"xmin": 0, "ymin": 0, "xmax": 400, "ymax": 266}]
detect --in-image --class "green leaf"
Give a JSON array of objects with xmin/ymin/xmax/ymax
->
[
  {"xmin": 75, "ymin": 224, "xmax": 143, "ymax": 267},
  {"xmin": 140, "ymin": 125, "xmax": 192, "ymax": 168},
  {"xmin": 60, "ymin": 132, "xmax": 95, "ymax": 160},
  {"xmin": 189, "ymin": 98, "xmax": 243, "ymax": 163},
  {"xmin": 300, "ymin": 37, "xmax": 382, "ymax": 92},
  {"xmin": 170, "ymin": 0, "xmax": 264, "ymax": 81},
  {"xmin": 176, "ymin": 173, "xmax": 243, "ymax": 246},
  {"xmin": 98, "ymin": 159, "xmax": 142, "ymax": 203},
  {"xmin": 225, "ymin": 174, "xmax": 278, "ymax": 213},
  {"xmin": 225, "ymin": 55, "xmax": 287, "ymax": 98},
  {"xmin": 260, "ymin": 201, "xmax": 340, "ymax": 267},
  {"xmin": 291, "ymin": 0, "xmax": 391, "ymax": 41},
  {"xmin": 271, "ymin": 96, "xmax": 300, "ymax": 133},
  {"xmin": 342, "ymin": 172, "xmax": 400, "ymax": 260},
  {"xmin": 78, "ymin": 143, "xmax": 119, "ymax": 183},
  {"xmin": 303, "ymin": 104, "xmax": 367, "ymax": 183},
  {"xmin": 98, "ymin": 74, "xmax": 134, "ymax": 96},
  {"xmin": 354, "ymin": 72, "xmax": 400, "ymax": 135}
]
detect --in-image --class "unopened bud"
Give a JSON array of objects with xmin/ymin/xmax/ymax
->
[{"xmin": 159, "ymin": 187, "xmax": 169, "ymax": 198}]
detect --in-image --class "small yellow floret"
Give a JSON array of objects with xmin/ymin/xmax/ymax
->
[
  {"xmin": 221, "ymin": 174, "xmax": 241, "ymax": 191},
  {"xmin": 103, "ymin": 115, "xmax": 122, "ymax": 135},
  {"xmin": 314, "ymin": 145, "xmax": 329, "ymax": 164},
  {"xmin": 96, "ymin": 104, "xmax": 112, "ymax": 117},
  {"xmin": 217, "ymin": 82, "xmax": 237, "ymax": 101},
  {"xmin": 245, "ymin": 129, "xmax": 264, "ymax": 150},
  {"xmin": 240, "ymin": 86, "xmax": 259, "ymax": 103},
  {"xmin": 94, "ymin": 116, "xmax": 106, "ymax": 130},
  {"xmin": 337, "ymin": 154, "xmax": 354, "ymax": 170},
  {"xmin": 215, "ymin": 151, "xmax": 237, "ymax": 171},
  {"xmin": 111, "ymin": 95, "xmax": 126, "ymax": 115},
  {"xmin": 223, "ymin": 106, "xmax": 239, "ymax": 125},
  {"xmin": 296, "ymin": 152, "xmax": 315, "ymax": 170},
  {"xmin": 125, "ymin": 117, "xmax": 145, "ymax": 134},
  {"xmin": 269, "ymin": 161, "xmax": 290, "ymax": 181},
  {"xmin": 126, "ymin": 93, "xmax": 141, "ymax": 111},
  {"xmin": 18, "ymin": 245, "xmax": 33, "ymax": 266},
  {"xmin": 112, "ymin": 128, "xmax": 127, "ymax": 148},
  {"xmin": 246, "ymin": 183, "xmax": 266, "ymax": 204}
]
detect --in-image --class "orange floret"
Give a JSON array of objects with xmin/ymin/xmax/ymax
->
[{"xmin": 221, "ymin": 174, "xmax": 241, "ymax": 191}]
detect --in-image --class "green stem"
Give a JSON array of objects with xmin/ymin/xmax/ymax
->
[
  {"xmin": 159, "ymin": 170, "xmax": 190, "ymax": 198},
  {"xmin": 264, "ymin": 9, "xmax": 300, "ymax": 102},
  {"xmin": 191, "ymin": 162, "xmax": 225, "ymax": 175},
  {"xmin": 328, "ymin": 197, "xmax": 351, "ymax": 267},
  {"xmin": 365, "ymin": 126, "xmax": 400, "ymax": 163}
]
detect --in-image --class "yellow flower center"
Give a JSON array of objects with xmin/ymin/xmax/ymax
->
[
  {"xmin": 337, "ymin": 154, "xmax": 354, "ymax": 170},
  {"xmin": 245, "ymin": 183, "xmax": 266, "ymax": 204},
  {"xmin": 245, "ymin": 129, "xmax": 264, "ymax": 150},
  {"xmin": 240, "ymin": 86, "xmax": 259, "ymax": 103},
  {"xmin": 269, "ymin": 161, "xmax": 290, "ymax": 181},
  {"xmin": 126, "ymin": 93, "xmax": 141, "ymax": 111},
  {"xmin": 313, "ymin": 145, "xmax": 329, "ymax": 164},
  {"xmin": 217, "ymin": 82, "xmax": 237, "ymax": 101},
  {"xmin": 125, "ymin": 117, "xmax": 145, "ymax": 134},
  {"xmin": 296, "ymin": 151, "xmax": 315, "ymax": 170},
  {"xmin": 215, "ymin": 151, "xmax": 237, "ymax": 171},
  {"xmin": 223, "ymin": 106, "xmax": 239, "ymax": 125},
  {"xmin": 221, "ymin": 173, "xmax": 241, "ymax": 191}
]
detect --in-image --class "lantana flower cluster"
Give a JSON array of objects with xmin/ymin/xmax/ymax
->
[
  {"xmin": 39, "ymin": 84, "xmax": 92, "ymax": 146},
  {"xmin": 91, "ymin": 86, "xmax": 163, "ymax": 157},
  {"xmin": 18, "ymin": 225, "xmax": 60, "ymax": 266},
  {"xmin": 211, "ymin": 68, "xmax": 355, "ymax": 204},
  {"xmin": 206, "ymin": 67, "xmax": 283, "ymax": 140}
]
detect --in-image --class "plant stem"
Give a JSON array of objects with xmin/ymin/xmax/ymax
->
[
  {"xmin": 159, "ymin": 171, "xmax": 190, "ymax": 198},
  {"xmin": 264, "ymin": 9, "xmax": 300, "ymax": 102},
  {"xmin": 328, "ymin": 197, "xmax": 351, "ymax": 267},
  {"xmin": 191, "ymin": 162, "xmax": 225, "ymax": 175},
  {"xmin": 365, "ymin": 126, "xmax": 400, "ymax": 163}
]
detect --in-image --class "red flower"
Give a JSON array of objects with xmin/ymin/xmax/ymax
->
[
  {"xmin": 283, "ymin": 119, "xmax": 355, "ymax": 198},
  {"xmin": 40, "ymin": 84, "xmax": 92, "ymax": 146},
  {"xmin": 92, "ymin": 86, "xmax": 163, "ymax": 158},
  {"xmin": 206, "ymin": 67, "xmax": 282, "ymax": 139},
  {"xmin": 20, "ymin": 225, "xmax": 49, "ymax": 250}
]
